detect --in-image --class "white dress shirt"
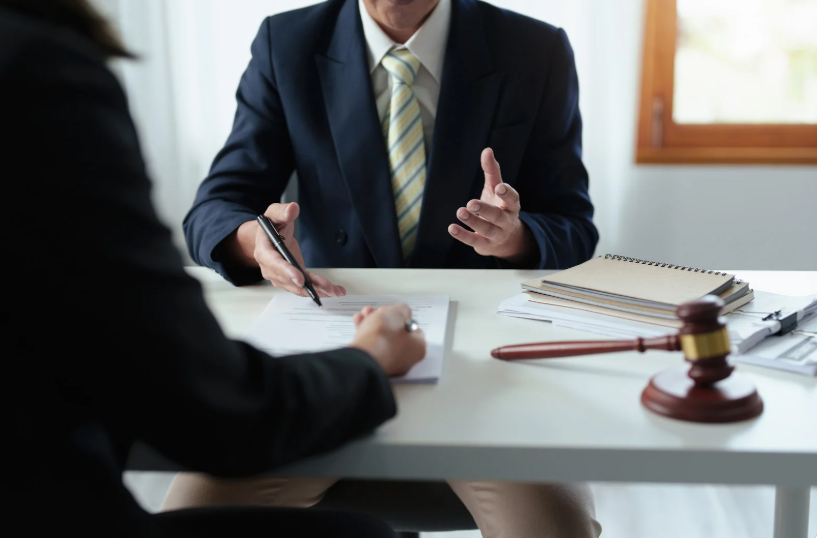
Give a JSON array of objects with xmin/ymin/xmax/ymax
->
[{"xmin": 358, "ymin": 0, "xmax": 451, "ymax": 150}]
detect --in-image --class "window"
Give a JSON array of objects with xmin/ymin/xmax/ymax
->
[{"xmin": 636, "ymin": 0, "xmax": 817, "ymax": 164}]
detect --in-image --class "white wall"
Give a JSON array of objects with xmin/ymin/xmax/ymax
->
[
  {"xmin": 568, "ymin": 0, "xmax": 817, "ymax": 271},
  {"xmin": 100, "ymin": 0, "xmax": 817, "ymax": 269}
]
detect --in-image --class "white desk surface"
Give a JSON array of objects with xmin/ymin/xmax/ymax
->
[{"xmin": 189, "ymin": 267, "xmax": 817, "ymax": 487}]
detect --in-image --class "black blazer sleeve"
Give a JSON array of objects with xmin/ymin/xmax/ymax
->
[
  {"xmin": 183, "ymin": 18, "xmax": 290, "ymax": 285},
  {"xmin": 5, "ymin": 25, "xmax": 395, "ymax": 477},
  {"xmin": 512, "ymin": 28, "xmax": 598, "ymax": 270}
]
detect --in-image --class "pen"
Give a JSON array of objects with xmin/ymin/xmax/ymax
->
[{"xmin": 256, "ymin": 215, "xmax": 322, "ymax": 307}]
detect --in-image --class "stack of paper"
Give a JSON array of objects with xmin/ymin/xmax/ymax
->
[
  {"xmin": 499, "ymin": 293, "xmax": 669, "ymax": 338},
  {"xmin": 498, "ymin": 291, "xmax": 817, "ymax": 376},
  {"xmin": 245, "ymin": 294, "xmax": 450, "ymax": 383},
  {"xmin": 727, "ymin": 292, "xmax": 817, "ymax": 354},
  {"xmin": 522, "ymin": 256, "xmax": 754, "ymax": 324},
  {"xmin": 736, "ymin": 315, "xmax": 817, "ymax": 376}
]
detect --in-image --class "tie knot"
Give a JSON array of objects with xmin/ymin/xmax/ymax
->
[{"xmin": 382, "ymin": 48, "xmax": 421, "ymax": 86}]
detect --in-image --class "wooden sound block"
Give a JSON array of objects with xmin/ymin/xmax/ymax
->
[{"xmin": 641, "ymin": 366, "xmax": 764, "ymax": 423}]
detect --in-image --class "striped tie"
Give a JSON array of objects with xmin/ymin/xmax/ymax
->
[{"xmin": 382, "ymin": 48, "xmax": 426, "ymax": 260}]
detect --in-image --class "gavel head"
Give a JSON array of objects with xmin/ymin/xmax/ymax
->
[{"xmin": 675, "ymin": 295, "xmax": 734, "ymax": 386}]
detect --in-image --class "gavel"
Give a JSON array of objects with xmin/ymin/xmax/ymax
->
[{"xmin": 493, "ymin": 296, "xmax": 764, "ymax": 423}]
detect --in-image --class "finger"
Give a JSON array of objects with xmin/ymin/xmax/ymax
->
[
  {"xmin": 356, "ymin": 307, "xmax": 375, "ymax": 326},
  {"xmin": 411, "ymin": 329, "xmax": 427, "ymax": 358},
  {"xmin": 448, "ymin": 224, "xmax": 491, "ymax": 250},
  {"xmin": 457, "ymin": 207, "xmax": 502, "ymax": 240},
  {"xmin": 354, "ymin": 308, "xmax": 374, "ymax": 328},
  {"xmin": 259, "ymin": 251, "xmax": 304, "ymax": 285},
  {"xmin": 313, "ymin": 287, "xmax": 336, "ymax": 298},
  {"xmin": 269, "ymin": 274, "xmax": 310, "ymax": 297},
  {"xmin": 255, "ymin": 226, "xmax": 304, "ymax": 279},
  {"xmin": 311, "ymin": 284, "xmax": 337, "ymax": 299},
  {"xmin": 353, "ymin": 306, "xmax": 375, "ymax": 325},
  {"xmin": 494, "ymin": 182, "xmax": 520, "ymax": 211},
  {"xmin": 465, "ymin": 200, "xmax": 510, "ymax": 229},
  {"xmin": 264, "ymin": 202, "xmax": 300, "ymax": 225},
  {"xmin": 398, "ymin": 303, "xmax": 412, "ymax": 319},
  {"xmin": 308, "ymin": 272, "xmax": 344, "ymax": 297},
  {"xmin": 385, "ymin": 303, "xmax": 410, "ymax": 318},
  {"xmin": 265, "ymin": 262, "xmax": 333, "ymax": 298},
  {"xmin": 384, "ymin": 303, "xmax": 411, "ymax": 324},
  {"xmin": 481, "ymin": 148, "xmax": 502, "ymax": 192},
  {"xmin": 256, "ymin": 240, "xmax": 300, "ymax": 283}
]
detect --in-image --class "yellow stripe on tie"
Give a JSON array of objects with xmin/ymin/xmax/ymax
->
[
  {"xmin": 395, "ymin": 173, "xmax": 426, "ymax": 213},
  {"xmin": 393, "ymin": 160, "xmax": 425, "ymax": 194},
  {"xmin": 387, "ymin": 100, "xmax": 421, "ymax": 144},
  {"xmin": 389, "ymin": 125, "xmax": 423, "ymax": 169},
  {"xmin": 389, "ymin": 120, "xmax": 422, "ymax": 160},
  {"xmin": 389, "ymin": 85, "xmax": 412, "ymax": 115},
  {"xmin": 391, "ymin": 151, "xmax": 426, "ymax": 189},
  {"xmin": 394, "ymin": 152, "xmax": 426, "ymax": 186},
  {"xmin": 398, "ymin": 205, "xmax": 422, "ymax": 234},
  {"xmin": 381, "ymin": 48, "xmax": 427, "ymax": 260},
  {"xmin": 395, "ymin": 174, "xmax": 426, "ymax": 205}
]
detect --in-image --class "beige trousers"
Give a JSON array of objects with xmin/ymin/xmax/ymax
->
[{"xmin": 162, "ymin": 474, "xmax": 601, "ymax": 538}]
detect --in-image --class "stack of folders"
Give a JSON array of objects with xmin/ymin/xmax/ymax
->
[
  {"xmin": 521, "ymin": 255, "xmax": 754, "ymax": 327},
  {"xmin": 499, "ymin": 255, "xmax": 817, "ymax": 376}
]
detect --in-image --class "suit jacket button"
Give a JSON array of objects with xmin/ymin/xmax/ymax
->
[{"xmin": 336, "ymin": 229, "xmax": 348, "ymax": 246}]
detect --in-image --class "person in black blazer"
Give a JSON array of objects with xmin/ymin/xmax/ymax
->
[
  {"xmin": 1, "ymin": 1, "xmax": 426, "ymax": 537},
  {"xmin": 172, "ymin": 1, "xmax": 602, "ymax": 537}
]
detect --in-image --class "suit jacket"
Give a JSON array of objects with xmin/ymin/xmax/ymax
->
[
  {"xmin": 2, "ymin": 8, "xmax": 396, "ymax": 537},
  {"xmin": 184, "ymin": 0, "xmax": 599, "ymax": 285}
]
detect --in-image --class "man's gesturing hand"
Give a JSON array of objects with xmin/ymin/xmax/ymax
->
[
  {"xmin": 247, "ymin": 203, "xmax": 346, "ymax": 298},
  {"xmin": 448, "ymin": 148, "xmax": 533, "ymax": 262},
  {"xmin": 350, "ymin": 304, "xmax": 426, "ymax": 377}
]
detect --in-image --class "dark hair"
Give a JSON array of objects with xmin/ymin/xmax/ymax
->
[{"xmin": 1, "ymin": 0, "xmax": 134, "ymax": 58}]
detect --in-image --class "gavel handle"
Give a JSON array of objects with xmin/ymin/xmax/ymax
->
[{"xmin": 491, "ymin": 335, "xmax": 681, "ymax": 361}]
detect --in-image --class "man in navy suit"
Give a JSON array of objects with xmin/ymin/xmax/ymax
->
[
  {"xmin": 184, "ymin": 0, "xmax": 597, "ymax": 298},
  {"xmin": 179, "ymin": 1, "xmax": 601, "ymax": 536}
]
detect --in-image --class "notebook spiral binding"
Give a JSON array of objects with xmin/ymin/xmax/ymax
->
[{"xmin": 603, "ymin": 254, "xmax": 728, "ymax": 276}]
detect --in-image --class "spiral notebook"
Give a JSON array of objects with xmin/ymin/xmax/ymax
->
[{"xmin": 522, "ymin": 255, "xmax": 754, "ymax": 322}]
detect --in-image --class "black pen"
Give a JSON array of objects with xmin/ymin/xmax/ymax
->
[{"xmin": 256, "ymin": 215, "xmax": 322, "ymax": 307}]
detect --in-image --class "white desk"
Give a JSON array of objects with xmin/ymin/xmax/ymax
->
[{"xmin": 187, "ymin": 268, "xmax": 817, "ymax": 538}]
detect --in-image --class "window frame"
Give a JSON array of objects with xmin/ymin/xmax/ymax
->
[{"xmin": 636, "ymin": 0, "xmax": 817, "ymax": 165}]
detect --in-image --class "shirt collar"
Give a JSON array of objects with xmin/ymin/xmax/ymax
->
[{"xmin": 359, "ymin": 0, "xmax": 451, "ymax": 83}]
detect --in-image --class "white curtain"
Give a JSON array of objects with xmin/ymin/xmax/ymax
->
[
  {"xmin": 95, "ymin": 0, "xmax": 316, "ymax": 252},
  {"xmin": 97, "ymin": 0, "xmax": 817, "ymax": 269}
]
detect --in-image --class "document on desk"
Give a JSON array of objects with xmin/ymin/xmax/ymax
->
[
  {"xmin": 245, "ymin": 294, "xmax": 450, "ymax": 383},
  {"xmin": 734, "ymin": 313, "xmax": 817, "ymax": 376},
  {"xmin": 498, "ymin": 291, "xmax": 817, "ymax": 376}
]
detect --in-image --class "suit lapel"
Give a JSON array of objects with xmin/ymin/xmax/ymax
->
[
  {"xmin": 410, "ymin": 0, "xmax": 503, "ymax": 268},
  {"xmin": 316, "ymin": 0, "xmax": 403, "ymax": 268}
]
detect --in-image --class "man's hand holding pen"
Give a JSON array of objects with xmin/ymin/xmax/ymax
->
[{"xmin": 226, "ymin": 202, "xmax": 347, "ymax": 299}]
